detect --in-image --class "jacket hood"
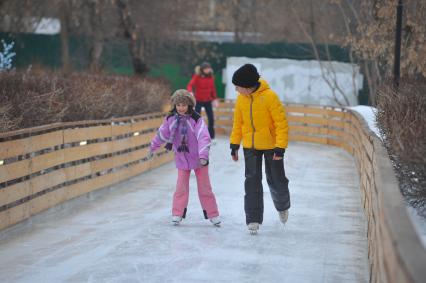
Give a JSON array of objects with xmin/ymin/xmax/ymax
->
[
  {"xmin": 252, "ymin": 79, "xmax": 270, "ymax": 96},
  {"xmin": 195, "ymin": 65, "xmax": 214, "ymax": 76}
]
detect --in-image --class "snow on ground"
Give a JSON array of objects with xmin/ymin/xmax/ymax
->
[
  {"xmin": 347, "ymin": 106, "xmax": 381, "ymax": 139},
  {"xmin": 407, "ymin": 207, "xmax": 426, "ymax": 248},
  {"xmin": 0, "ymin": 138, "xmax": 368, "ymax": 283}
]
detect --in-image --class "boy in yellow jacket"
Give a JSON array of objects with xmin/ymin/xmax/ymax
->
[{"xmin": 230, "ymin": 64, "xmax": 290, "ymax": 234}]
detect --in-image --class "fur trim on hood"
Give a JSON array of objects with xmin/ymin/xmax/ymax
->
[{"xmin": 194, "ymin": 65, "xmax": 214, "ymax": 76}]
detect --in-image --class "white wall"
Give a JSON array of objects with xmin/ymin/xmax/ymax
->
[{"xmin": 225, "ymin": 57, "xmax": 363, "ymax": 106}]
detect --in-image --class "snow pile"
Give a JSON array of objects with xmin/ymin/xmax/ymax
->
[
  {"xmin": 225, "ymin": 56, "xmax": 363, "ymax": 107},
  {"xmin": 348, "ymin": 105, "xmax": 381, "ymax": 139}
]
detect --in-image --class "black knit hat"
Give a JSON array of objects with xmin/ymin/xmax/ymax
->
[{"xmin": 232, "ymin": 64, "xmax": 260, "ymax": 88}]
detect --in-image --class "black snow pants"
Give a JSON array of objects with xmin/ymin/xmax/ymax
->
[
  {"xmin": 195, "ymin": 101, "xmax": 215, "ymax": 139},
  {"xmin": 243, "ymin": 148, "xmax": 290, "ymax": 225}
]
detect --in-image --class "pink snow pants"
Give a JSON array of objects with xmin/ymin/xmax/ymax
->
[{"xmin": 173, "ymin": 166, "xmax": 219, "ymax": 219}]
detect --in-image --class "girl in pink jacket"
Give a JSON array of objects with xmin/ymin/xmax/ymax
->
[{"xmin": 150, "ymin": 89, "xmax": 220, "ymax": 226}]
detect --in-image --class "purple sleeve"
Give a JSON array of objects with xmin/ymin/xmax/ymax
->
[
  {"xmin": 195, "ymin": 118, "xmax": 211, "ymax": 160},
  {"xmin": 150, "ymin": 117, "xmax": 171, "ymax": 152}
]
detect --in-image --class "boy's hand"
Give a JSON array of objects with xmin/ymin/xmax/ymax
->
[
  {"xmin": 272, "ymin": 153, "xmax": 283, "ymax": 160},
  {"xmin": 230, "ymin": 144, "xmax": 240, "ymax": 162},
  {"xmin": 212, "ymin": 99, "xmax": 219, "ymax": 108},
  {"xmin": 231, "ymin": 149, "xmax": 238, "ymax": 161},
  {"xmin": 273, "ymin": 147, "xmax": 285, "ymax": 160},
  {"xmin": 147, "ymin": 151, "xmax": 154, "ymax": 159}
]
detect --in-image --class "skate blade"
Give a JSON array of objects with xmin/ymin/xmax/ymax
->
[
  {"xmin": 249, "ymin": 229, "xmax": 258, "ymax": 235},
  {"xmin": 172, "ymin": 221, "xmax": 181, "ymax": 226}
]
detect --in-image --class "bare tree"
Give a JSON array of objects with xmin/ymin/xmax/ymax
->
[
  {"xmin": 289, "ymin": 1, "xmax": 354, "ymax": 106},
  {"xmin": 88, "ymin": 0, "xmax": 105, "ymax": 72}
]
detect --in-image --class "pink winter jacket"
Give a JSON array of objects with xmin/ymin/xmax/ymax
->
[{"xmin": 150, "ymin": 112, "xmax": 211, "ymax": 170}]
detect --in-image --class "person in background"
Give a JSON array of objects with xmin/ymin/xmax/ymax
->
[
  {"xmin": 229, "ymin": 64, "xmax": 290, "ymax": 235},
  {"xmin": 150, "ymin": 89, "xmax": 221, "ymax": 226},
  {"xmin": 187, "ymin": 62, "xmax": 218, "ymax": 142}
]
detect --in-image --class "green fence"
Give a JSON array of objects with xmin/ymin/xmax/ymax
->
[{"xmin": 1, "ymin": 32, "xmax": 359, "ymax": 101}]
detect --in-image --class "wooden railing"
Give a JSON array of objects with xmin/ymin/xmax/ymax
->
[
  {"xmin": 210, "ymin": 100, "xmax": 426, "ymax": 283},
  {"xmin": 1, "ymin": 101, "xmax": 425, "ymax": 282},
  {"xmin": 0, "ymin": 113, "xmax": 173, "ymax": 231}
]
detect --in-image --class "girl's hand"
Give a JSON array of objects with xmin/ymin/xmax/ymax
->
[
  {"xmin": 212, "ymin": 99, "xmax": 219, "ymax": 108},
  {"xmin": 200, "ymin": 158, "xmax": 209, "ymax": 166}
]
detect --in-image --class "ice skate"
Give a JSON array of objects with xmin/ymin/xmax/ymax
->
[
  {"xmin": 172, "ymin": 216, "xmax": 183, "ymax": 225},
  {"xmin": 247, "ymin": 222, "xmax": 259, "ymax": 235},
  {"xmin": 209, "ymin": 216, "xmax": 221, "ymax": 226},
  {"xmin": 278, "ymin": 210, "xmax": 289, "ymax": 225}
]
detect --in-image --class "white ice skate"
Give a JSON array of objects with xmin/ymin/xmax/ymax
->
[
  {"xmin": 278, "ymin": 210, "xmax": 289, "ymax": 225},
  {"xmin": 247, "ymin": 222, "xmax": 259, "ymax": 235},
  {"xmin": 172, "ymin": 216, "xmax": 182, "ymax": 225},
  {"xmin": 209, "ymin": 216, "xmax": 221, "ymax": 226}
]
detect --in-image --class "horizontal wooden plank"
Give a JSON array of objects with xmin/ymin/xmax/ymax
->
[
  {"xmin": 0, "ymin": 133, "xmax": 155, "ymax": 184},
  {"xmin": 63, "ymin": 125, "xmax": 112, "ymax": 143},
  {"xmin": 28, "ymin": 168, "xmax": 68, "ymax": 194},
  {"xmin": 131, "ymin": 117, "xmax": 163, "ymax": 132},
  {"xmin": 216, "ymin": 101, "xmax": 235, "ymax": 109},
  {"xmin": 215, "ymin": 128, "xmax": 231, "ymax": 135},
  {"xmin": 0, "ymin": 130, "xmax": 63, "ymax": 160},
  {"xmin": 0, "ymin": 209, "xmax": 9, "ymax": 230},
  {"xmin": 342, "ymin": 142, "xmax": 354, "ymax": 155},
  {"xmin": 288, "ymin": 116, "xmax": 344, "ymax": 128},
  {"xmin": 0, "ymin": 122, "xmax": 63, "ymax": 139},
  {"xmin": 64, "ymin": 163, "xmax": 91, "ymax": 181},
  {"xmin": 0, "ymin": 138, "xmax": 32, "ymax": 160},
  {"xmin": 111, "ymin": 123, "xmax": 132, "ymax": 136},
  {"xmin": 285, "ymin": 106, "xmax": 346, "ymax": 117},
  {"xmin": 30, "ymin": 187, "xmax": 67, "ymax": 216},
  {"xmin": 215, "ymin": 120, "xmax": 234, "ymax": 127},
  {"xmin": 0, "ymin": 181, "xmax": 31, "ymax": 207},
  {"xmin": 0, "ymin": 159, "xmax": 30, "ymax": 184},
  {"xmin": 30, "ymin": 150, "xmax": 65, "ymax": 174},
  {"xmin": 327, "ymin": 138, "xmax": 343, "ymax": 147},
  {"xmin": 289, "ymin": 125, "xmax": 345, "ymax": 138},
  {"xmin": 91, "ymin": 147, "xmax": 150, "ymax": 173},
  {"xmin": 66, "ymin": 160, "xmax": 152, "ymax": 201},
  {"xmin": 29, "ymin": 130, "xmax": 64, "ymax": 153},
  {"xmin": 214, "ymin": 110, "xmax": 234, "ymax": 118},
  {"xmin": 2, "ymin": 202, "xmax": 31, "ymax": 230},
  {"xmin": 289, "ymin": 134, "xmax": 328, "ymax": 144},
  {"xmin": 63, "ymin": 142, "xmax": 112, "ymax": 165}
]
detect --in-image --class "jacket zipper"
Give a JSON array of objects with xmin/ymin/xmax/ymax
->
[{"xmin": 250, "ymin": 95, "xmax": 256, "ymax": 149}]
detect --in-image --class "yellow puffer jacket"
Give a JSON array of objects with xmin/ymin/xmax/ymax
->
[{"xmin": 230, "ymin": 79, "xmax": 288, "ymax": 150}]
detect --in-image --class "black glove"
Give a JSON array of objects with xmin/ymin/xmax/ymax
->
[
  {"xmin": 230, "ymin": 144, "xmax": 240, "ymax": 156},
  {"xmin": 273, "ymin": 147, "xmax": 285, "ymax": 158},
  {"xmin": 165, "ymin": 142, "xmax": 173, "ymax": 151}
]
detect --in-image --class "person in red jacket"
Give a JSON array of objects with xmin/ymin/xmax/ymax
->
[{"xmin": 187, "ymin": 62, "xmax": 217, "ymax": 140}]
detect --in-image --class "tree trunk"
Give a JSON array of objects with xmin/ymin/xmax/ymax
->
[
  {"xmin": 115, "ymin": 0, "xmax": 148, "ymax": 76},
  {"xmin": 90, "ymin": 41, "xmax": 104, "ymax": 72},
  {"xmin": 89, "ymin": 0, "xmax": 104, "ymax": 72},
  {"xmin": 59, "ymin": 1, "xmax": 70, "ymax": 73}
]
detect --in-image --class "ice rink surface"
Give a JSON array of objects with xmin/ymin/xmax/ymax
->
[{"xmin": 0, "ymin": 138, "xmax": 368, "ymax": 283}]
